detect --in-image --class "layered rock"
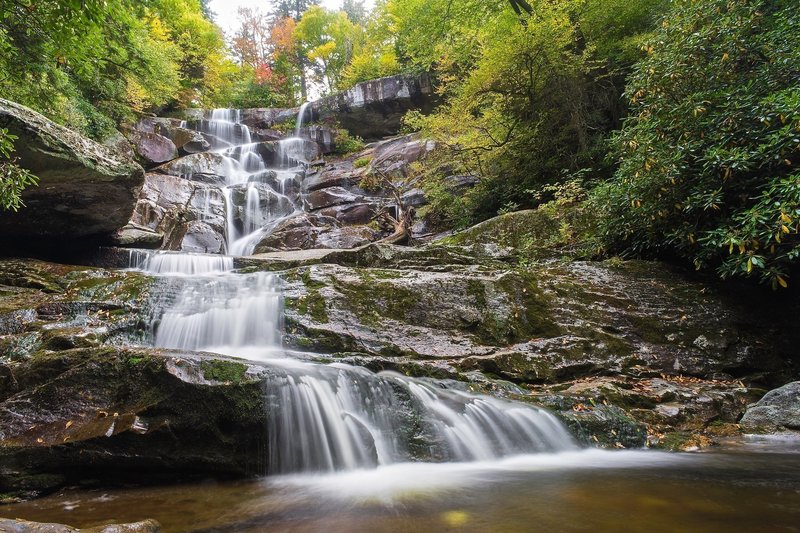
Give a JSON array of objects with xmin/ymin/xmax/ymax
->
[{"xmin": 0, "ymin": 99, "xmax": 144, "ymax": 240}]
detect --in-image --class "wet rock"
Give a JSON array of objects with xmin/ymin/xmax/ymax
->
[
  {"xmin": 530, "ymin": 394, "xmax": 647, "ymax": 448},
  {"xmin": 154, "ymin": 124, "xmax": 210, "ymax": 155},
  {"xmin": 0, "ymin": 347, "xmax": 271, "ymax": 500},
  {"xmin": 0, "ymin": 518, "xmax": 161, "ymax": 532},
  {"xmin": 297, "ymin": 125, "xmax": 338, "ymax": 153},
  {"xmin": 317, "ymin": 203, "xmax": 375, "ymax": 225},
  {"xmin": 238, "ymin": 108, "xmax": 297, "ymax": 129},
  {"xmin": 227, "ymin": 183, "xmax": 295, "ymax": 229},
  {"xmin": 740, "ymin": 381, "xmax": 800, "ymax": 433},
  {"xmin": 282, "ymin": 262, "xmax": 558, "ymax": 358},
  {"xmin": 128, "ymin": 131, "xmax": 178, "ymax": 167},
  {"xmin": 0, "ymin": 98, "xmax": 144, "ymax": 240},
  {"xmin": 181, "ymin": 221, "xmax": 225, "ymax": 254},
  {"xmin": 306, "ymin": 186, "xmax": 361, "ymax": 211}
]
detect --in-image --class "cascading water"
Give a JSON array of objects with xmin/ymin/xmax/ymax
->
[
  {"xmin": 175, "ymin": 107, "xmax": 317, "ymax": 256},
  {"xmin": 124, "ymin": 102, "xmax": 576, "ymax": 479}
]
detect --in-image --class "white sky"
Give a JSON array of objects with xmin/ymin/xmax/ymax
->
[{"xmin": 208, "ymin": 0, "xmax": 376, "ymax": 38}]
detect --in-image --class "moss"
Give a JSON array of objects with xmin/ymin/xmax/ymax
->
[
  {"xmin": 200, "ymin": 360, "xmax": 248, "ymax": 384},
  {"xmin": 473, "ymin": 271, "xmax": 560, "ymax": 346},
  {"xmin": 354, "ymin": 156, "xmax": 372, "ymax": 168}
]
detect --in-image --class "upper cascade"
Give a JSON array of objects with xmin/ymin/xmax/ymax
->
[{"xmin": 170, "ymin": 106, "xmax": 316, "ymax": 256}]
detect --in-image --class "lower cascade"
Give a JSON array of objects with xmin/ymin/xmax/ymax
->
[{"xmin": 129, "ymin": 249, "xmax": 577, "ymax": 475}]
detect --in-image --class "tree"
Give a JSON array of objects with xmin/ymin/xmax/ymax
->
[
  {"xmin": 594, "ymin": 0, "xmax": 800, "ymax": 287},
  {"xmin": 294, "ymin": 6, "xmax": 361, "ymax": 94}
]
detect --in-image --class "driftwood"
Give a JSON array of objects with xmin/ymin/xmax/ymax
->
[{"xmin": 369, "ymin": 167, "xmax": 415, "ymax": 245}]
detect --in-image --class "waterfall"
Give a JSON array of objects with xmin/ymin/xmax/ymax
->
[
  {"xmin": 121, "ymin": 102, "xmax": 580, "ymax": 480},
  {"xmin": 295, "ymin": 102, "xmax": 310, "ymax": 137},
  {"xmin": 153, "ymin": 271, "xmax": 282, "ymax": 355},
  {"xmin": 128, "ymin": 249, "xmax": 233, "ymax": 275},
  {"xmin": 175, "ymin": 109, "xmax": 305, "ymax": 256},
  {"xmin": 263, "ymin": 361, "xmax": 575, "ymax": 474}
]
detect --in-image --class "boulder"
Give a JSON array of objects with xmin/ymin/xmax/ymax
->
[
  {"xmin": 154, "ymin": 124, "xmax": 210, "ymax": 155},
  {"xmin": 740, "ymin": 382, "xmax": 800, "ymax": 433},
  {"xmin": 111, "ymin": 223, "xmax": 164, "ymax": 248},
  {"xmin": 0, "ymin": 98, "xmax": 144, "ymax": 240},
  {"xmin": 306, "ymin": 186, "xmax": 362, "ymax": 211},
  {"xmin": 153, "ymin": 152, "xmax": 233, "ymax": 185},
  {"xmin": 128, "ymin": 131, "xmax": 178, "ymax": 166}
]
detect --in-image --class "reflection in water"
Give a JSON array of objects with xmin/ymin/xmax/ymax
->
[{"xmin": 6, "ymin": 449, "xmax": 800, "ymax": 532}]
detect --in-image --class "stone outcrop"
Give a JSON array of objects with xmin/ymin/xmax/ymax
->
[
  {"xmin": 0, "ymin": 99, "xmax": 144, "ymax": 240},
  {"xmin": 310, "ymin": 74, "xmax": 438, "ymax": 139},
  {"xmin": 233, "ymin": 74, "xmax": 437, "ymax": 140}
]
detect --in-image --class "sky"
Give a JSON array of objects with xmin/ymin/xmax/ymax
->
[{"xmin": 207, "ymin": 0, "xmax": 376, "ymax": 38}]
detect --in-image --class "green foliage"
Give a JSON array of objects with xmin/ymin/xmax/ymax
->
[
  {"xmin": 0, "ymin": 0, "xmax": 231, "ymax": 139},
  {"xmin": 595, "ymin": 0, "xmax": 800, "ymax": 287},
  {"xmin": 333, "ymin": 129, "xmax": 365, "ymax": 155},
  {"xmin": 0, "ymin": 128, "xmax": 38, "ymax": 211},
  {"xmin": 398, "ymin": 0, "xmax": 665, "ymax": 223}
]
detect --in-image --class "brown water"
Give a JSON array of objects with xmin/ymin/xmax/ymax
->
[{"xmin": 3, "ymin": 446, "xmax": 800, "ymax": 532}]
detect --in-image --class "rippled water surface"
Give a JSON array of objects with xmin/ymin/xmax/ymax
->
[{"xmin": 5, "ymin": 445, "xmax": 800, "ymax": 532}]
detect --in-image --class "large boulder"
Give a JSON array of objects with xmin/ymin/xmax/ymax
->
[
  {"xmin": 740, "ymin": 382, "xmax": 800, "ymax": 433},
  {"xmin": 0, "ymin": 99, "xmax": 144, "ymax": 240},
  {"xmin": 127, "ymin": 130, "xmax": 178, "ymax": 167}
]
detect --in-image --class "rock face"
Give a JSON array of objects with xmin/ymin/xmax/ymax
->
[
  {"xmin": 129, "ymin": 173, "xmax": 226, "ymax": 253},
  {"xmin": 0, "ymin": 98, "xmax": 145, "ymax": 240},
  {"xmin": 740, "ymin": 382, "xmax": 800, "ymax": 433}
]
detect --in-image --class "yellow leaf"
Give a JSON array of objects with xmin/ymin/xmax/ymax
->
[
  {"xmin": 747, "ymin": 258, "xmax": 753, "ymax": 273},
  {"xmin": 777, "ymin": 276, "xmax": 788, "ymax": 288},
  {"xmin": 729, "ymin": 242, "xmax": 734, "ymax": 254},
  {"xmin": 781, "ymin": 213, "xmax": 792, "ymax": 224},
  {"xmin": 781, "ymin": 225, "xmax": 790, "ymax": 234}
]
